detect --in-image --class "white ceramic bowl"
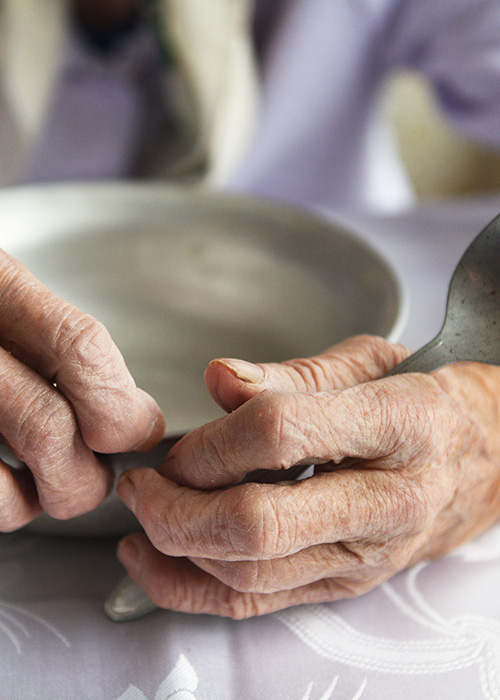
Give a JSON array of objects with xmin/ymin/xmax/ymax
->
[{"xmin": 0, "ymin": 183, "xmax": 405, "ymax": 535}]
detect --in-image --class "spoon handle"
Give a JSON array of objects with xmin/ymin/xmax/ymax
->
[{"xmin": 385, "ymin": 335, "xmax": 448, "ymax": 376}]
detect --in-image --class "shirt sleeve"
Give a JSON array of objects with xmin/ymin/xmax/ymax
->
[{"xmin": 229, "ymin": 0, "xmax": 416, "ymax": 213}]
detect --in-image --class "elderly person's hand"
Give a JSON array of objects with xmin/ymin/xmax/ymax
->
[
  {"xmin": 0, "ymin": 251, "xmax": 165, "ymax": 531},
  {"xmin": 116, "ymin": 335, "xmax": 500, "ymax": 619}
]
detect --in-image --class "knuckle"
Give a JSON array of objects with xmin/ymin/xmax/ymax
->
[
  {"xmin": 282, "ymin": 356, "xmax": 332, "ymax": 392},
  {"xmin": 217, "ymin": 589, "xmax": 266, "ymax": 619},
  {"xmin": 354, "ymin": 335, "xmax": 409, "ymax": 374},
  {"xmin": 217, "ymin": 561, "xmax": 262, "ymax": 594},
  {"xmin": 10, "ymin": 386, "xmax": 108, "ymax": 520},
  {"xmin": 246, "ymin": 392, "xmax": 306, "ymax": 468},
  {"xmin": 378, "ymin": 477, "xmax": 434, "ymax": 536},
  {"xmin": 208, "ymin": 490, "xmax": 264, "ymax": 558},
  {"xmin": 347, "ymin": 380, "xmax": 429, "ymax": 456},
  {"xmin": 50, "ymin": 309, "xmax": 144, "ymax": 449},
  {"xmin": 398, "ymin": 488, "xmax": 429, "ymax": 530},
  {"xmin": 338, "ymin": 539, "xmax": 407, "ymax": 582},
  {"xmin": 352, "ymin": 383, "xmax": 394, "ymax": 445},
  {"xmin": 53, "ymin": 310, "xmax": 116, "ymax": 380},
  {"xmin": 141, "ymin": 504, "xmax": 178, "ymax": 555},
  {"xmin": 186, "ymin": 425, "xmax": 237, "ymax": 487},
  {"xmin": 218, "ymin": 485, "xmax": 286, "ymax": 559},
  {"xmin": 322, "ymin": 335, "xmax": 409, "ymax": 385},
  {"xmin": 398, "ymin": 482, "xmax": 435, "ymax": 532},
  {"xmin": 15, "ymin": 384, "xmax": 76, "ymax": 464},
  {"xmin": 138, "ymin": 485, "xmax": 200, "ymax": 558},
  {"xmin": 132, "ymin": 482, "xmax": 294, "ymax": 563},
  {"xmin": 247, "ymin": 394, "xmax": 286, "ymax": 459}
]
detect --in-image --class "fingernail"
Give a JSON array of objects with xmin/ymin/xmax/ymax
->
[
  {"xmin": 116, "ymin": 475, "xmax": 137, "ymax": 512},
  {"xmin": 210, "ymin": 358, "xmax": 265, "ymax": 383}
]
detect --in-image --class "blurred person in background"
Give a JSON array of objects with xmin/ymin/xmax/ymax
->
[{"xmin": 5, "ymin": 0, "xmax": 500, "ymax": 211}]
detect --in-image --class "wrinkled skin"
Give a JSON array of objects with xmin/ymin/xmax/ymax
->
[
  {"xmin": 0, "ymin": 250, "xmax": 165, "ymax": 530},
  {"xmin": 117, "ymin": 335, "xmax": 500, "ymax": 619}
]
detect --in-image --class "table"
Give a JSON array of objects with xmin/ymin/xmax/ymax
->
[{"xmin": 2, "ymin": 195, "xmax": 500, "ymax": 700}]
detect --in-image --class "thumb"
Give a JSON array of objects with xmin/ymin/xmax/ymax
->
[{"xmin": 204, "ymin": 334, "xmax": 410, "ymax": 413}]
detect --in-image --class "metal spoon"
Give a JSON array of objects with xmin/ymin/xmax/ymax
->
[
  {"xmin": 386, "ymin": 211, "xmax": 500, "ymax": 375},
  {"xmin": 105, "ymin": 210, "xmax": 500, "ymax": 621}
]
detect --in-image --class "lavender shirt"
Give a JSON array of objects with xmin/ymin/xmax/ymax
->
[{"xmin": 21, "ymin": 18, "xmax": 169, "ymax": 184}]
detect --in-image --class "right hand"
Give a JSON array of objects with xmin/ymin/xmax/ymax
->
[{"xmin": 0, "ymin": 250, "xmax": 165, "ymax": 531}]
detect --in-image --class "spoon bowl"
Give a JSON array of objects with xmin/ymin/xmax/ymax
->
[{"xmin": 387, "ymin": 212, "xmax": 500, "ymax": 375}]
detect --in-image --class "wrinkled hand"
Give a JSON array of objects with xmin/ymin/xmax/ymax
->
[
  {"xmin": 116, "ymin": 335, "xmax": 500, "ymax": 618},
  {"xmin": 0, "ymin": 251, "xmax": 165, "ymax": 531}
]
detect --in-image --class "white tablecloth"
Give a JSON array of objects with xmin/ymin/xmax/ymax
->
[{"xmin": 2, "ymin": 195, "xmax": 500, "ymax": 700}]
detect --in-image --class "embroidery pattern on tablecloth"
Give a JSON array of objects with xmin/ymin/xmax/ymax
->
[{"xmin": 274, "ymin": 529, "xmax": 500, "ymax": 700}]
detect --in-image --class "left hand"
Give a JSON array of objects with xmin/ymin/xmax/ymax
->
[{"xmin": 116, "ymin": 335, "xmax": 500, "ymax": 618}]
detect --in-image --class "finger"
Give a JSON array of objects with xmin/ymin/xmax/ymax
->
[
  {"xmin": 162, "ymin": 373, "xmax": 436, "ymax": 489},
  {"xmin": 0, "ymin": 346, "xmax": 112, "ymax": 519},
  {"xmin": 0, "ymin": 462, "xmax": 41, "ymax": 531},
  {"xmin": 117, "ymin": 534, "xmax": 392, "ymax": 618},
  {"xmin": 189, "ymin": 534, "xmax": 415, "ymax": 594},
  {"xmin": 117, "ymin": 465, "xmax": 435, "ymax": 562},
  {"xmin": 204, "ymin": 335, "xmax": 410, "ymax": 413},
  {"xmin": 0, "ymin": 251, "xmax": 165, "ymax": 453}
]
